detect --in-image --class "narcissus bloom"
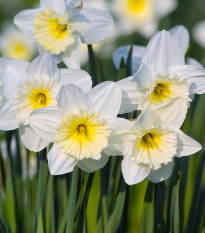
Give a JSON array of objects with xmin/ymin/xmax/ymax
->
[
  {"xmin": 0, "ymin": 23, "xmax": 36, "ymax": 61},
  {"xmin": 110, "ymin": 111, "xmax": 201, "ymax": 185},
  {"xmin": 29, "ymin": 82, "xmax": 125, "ymax": 175},
  {"xmin": 118, "ymin": 30, "xmax": 205, "ymax": 127},
  {"xmin": 14, "ymin": 0, "xmax": 113, "ymax": 68},
  {"xmin": 0, "ymin": 52, "xmax": 92, "ymax": 151},
  {"xmin": 111, "ymin": 0, "xmax": 177, "ymax": 38}
]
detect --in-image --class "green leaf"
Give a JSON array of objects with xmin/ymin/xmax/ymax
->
[
  {"xmin": 105, "ymin": 179, "xmax": 126, "ymax": 233},
  {"xmin": 170, "ymin": 174, "xmax": 180, "ymax": 233},
  {"xmin": 88, "ymin": 45, "xmax": 98, "ymax": 86},
  {"xmin": 36, "ymin": 160, "xmax": 49, "ymax": 217},
  {"xmin": 142, "ymin": 182, "xmax": 154, "ymax": 233},
  {"xmin": 37, "ymin": 209, "xmax": 44, "ymax": 233},
  {"xmin": 5, "ymin": 162, "xmax": 16, "ymax": 233},
  {"xmin": 45, "ymin": 175, "xmax": 55, "ymax": 233},
  {"xmin": 0, "ymin": 190, "xmax": 8, "ymax": 233},
  {"xmin": 65, "ymin": 167, "xmax": 79, "ymax": 233}
]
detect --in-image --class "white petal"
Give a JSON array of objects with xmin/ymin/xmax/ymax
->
[
  {"xmin": 19, "ymin": 125, "xmax": 50, "ymax": 152},
  {"xmin": 30, "ymin": 106, "xmax": 61, "ymax": 142},
  {"xmin": 142, "ymin": 30, "xmax": 185, "ymax": 74},
  {"xmin": 147, "ymin": 161, "xmax": 174, "ymax": 183},
  {"xmin": 169, "ymin": 64, "xmax": 205, "ymax": 95},
  {"xmin": 88, "ymin": 81, "xmax": 122, "ymax": 116},
  {"xmin": 0, "ymin": 99, "xmax": 20, "ymax": 130},
  {"xmin": 132, "ymin": 111, "xmax": 161, "ymax": 131},
  {"xmin": 2, "ymin": 59, "xmax": 28, "ymax": 98},
  {"xmin": 48, "ymin": 143, "xmax": 78, "ymax": 175},
  {"xmin": 152, "ymin": 97, "xmax": 189, "ymax": 128},
  {"xmin": 169, "ymin": 25, "xmax": 189, "ymax": 54},
  {"xmin": 40, "ymin": 0, "xmax": 66, "ymax": 15},
  {"xmin": 27, "ymin": 52, "xmax": 59, "ymax": 80},
  {"xmin": 104, "ymin": 118, "xmax": 135, "ymax": 156},
  {"xmin": 121, "ymin": 159, "xmax": 151, "ymax": 185},
  {"xmin": 117, "ymin": 76, "xmax": 142, "ymax": 114},
  {"xmin": 59, "ymin": 69, "xmax": 92, "ymax": 93},
  {"xmin": 14, "ymin": 9, "xmax": 40, "ymax": 34},
  {"xmin": 70, "ymin": 8, "xmax": 113, "ymax": 44},
  {"xmin": 112, "ymin": 45, "xmax": 145, "ymax": 74},
  {"xmin": 62, "ymin": 35, "xmax": 81, "ymax": 69},
  {"xmin": 0, "ymin": 57, "xmax": 11, "ymax": 81},
  {"xmin": 77, "ymin": 152, "xmax": 109, "ymax": 173},
  {"xmin": 57, "ymin": 84, "xmax": 92, "ymax": 114},
  {"xmin": 186, "ymin": 58, "xmax": 204, "ymax": 68},
  {"xmin": 176, "ymin": 130, "xmax": 202, "ymax": 157},
  {"xmin": 155, "ymin": 0, "xmax": 177, "ymax": 17}
]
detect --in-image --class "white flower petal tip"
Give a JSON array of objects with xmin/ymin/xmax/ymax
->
[
  {"xmin": 57, "ymin": 84, "xmax": 92, "ymax": 114},
  {"xmin": 27, "ymin": 52, "xmax": 59, "ymax": 80},
  {"xmin": 88, "ymin": 81, "xmax": 122, "ymax": 116},
  {"xmin": 77, "ymin": 153, "xmax": 109, "ymax": 173},
  {"xmin": 147, "ymin": 162, "xmax": 174, "ymax": 183},
  {"xmin": 48, "ymin": 143, "xmax": 78, "ymax": 175},
  {"xmin": 0, "ymin": 99, "xmax": 20, "ymax": 130},
  {"xmin": 122, "ymin": 159, "xmax": 151, "ymax": 185},
  {"xmin": 72, "ymin": 8, "xmax": 113, "ymax": 44},
  {"xmin": 142, "ymin": 30, "xmax": 185, "ymax": 74},
  {"xmin": 59, "ymin": 69, "xmax": 92, "ymax": 93},
  {"xmin": 169, "ymin": 25, "xmax": 190, "ymax": 53},
  {"xmin": 14, "ymin": 9, "xmax": 40, "ymax": 34},
  {"xmin": 19, "ymin": 125, "xmax": 50, "ymax": 152},
  {"xmin": 176, "ymin": 130, "xmax": 202, "ymax": 157},
  {"xmin": 193, "ymin": 20, "xmax": 205, "ymax": 49},
  {"xmin": 30, "ymin": 106, "xmax": 61, "ymax": 142}
]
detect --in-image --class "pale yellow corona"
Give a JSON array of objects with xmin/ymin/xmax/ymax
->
[
  {"xmin": 139, "ymin": 76, "xmax": 191, "ymax": 111},
  {"xmin": 127, "ymin": 0, "xmax": 146, "ymax": 13},
  {"xmin": 15, "ymin": 76, "xmax": 60, "ymax": 124},
  {"xmin": 56, "ymin": 110, "xmax": 110, "ymax": 160},
  {"xmin": 33, "ymin": 8, "xmax": 74, "ymax": 54},
  {"xmin": 132, "ymin": 128, "xmax": 177, "ymax": 170}
]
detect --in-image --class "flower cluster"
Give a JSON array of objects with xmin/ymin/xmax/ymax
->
[{"xmin": 0, "ymin": 0, "xmax": 204, "ymax": 185}]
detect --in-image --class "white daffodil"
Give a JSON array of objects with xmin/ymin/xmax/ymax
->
[
  {"xmin": 0, "ymin": 23, "xmax": 36, "ymax": 61},
  {"xmin": 14, "ymin": 0, "xmax": 113, "ymax": 69},
  {"xmin": 29, "ymin": 82, "xmax": 125, "ymax": 175},
  {"xmin": 113, "ymin": 25, "xmax": 190, "ymax": 75},
  {"xmin": 110, "ymin": 111, "xmax": 201, "ymax": 185},
  {"xmin": 0, "ymin": 52, "xmax": 92, "ymax": 152},
  {"xmin": 111, "ymin": 0, "xmax": 177, "ymax": 38},
  {"xmin": 193, "ymin": 20, "xmax": 205, "ymax": 49},
  {"xmin": 117, "ymin": 30, "xmax": 205, "ymax": 127}
]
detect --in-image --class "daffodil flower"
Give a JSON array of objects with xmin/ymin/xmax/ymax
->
[
  {"xmin": 111, "ymin": 0, "xmax": 177, "ymax": 38},
  {"xmin": 193, "ymin": 20, "xmax": 205, "ymax": 49},
  {"xmin": 14, "ymin": 0, "xmax": 113, "ymax": 68},
  {"xmin": 29, "ymin": 82, "xmax": 125, "ymax": 175},
  {"xmin": 110, "ymin": 111, "xmax": 201, "ymax": 185},
  {"xmin": 0, "ymin": 52, "xmax": 92, "ymax": 152},
  {"xmin": 0, "ymin": 23, "xmax": 36, "ymax": 61},
  {"xmin": 117, "ymin": 30, "xmax": 205, "ymax": 127}
]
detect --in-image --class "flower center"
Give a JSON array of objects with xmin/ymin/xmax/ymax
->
[
  {"xmin": 56, "ymin": 110, "xmax": 110, "ymax": 160},
  {"xmin": 15, "ymin": 77, "xmax": 60, "ymax": 124},
  {"xmin": 33, "ymin": 8, "xmax": 74, "ymax": 54},
  {"xmin": 77, "ymin": 124, "xmax": 86, "ymax": 134},
  {"xmin": 33, "ymin": 92, "xmax": 48, "ymax": 107},
  {"xmin": 152, "ymin": 82, "xmax": 171, "ymax": 101},
  {"xmin": 128, "ymin": 0, "xmax": 146, "ymax": 13},
  {"xmin": 139, "ymin": 132, "xmax": 160, "ymax": 149}
]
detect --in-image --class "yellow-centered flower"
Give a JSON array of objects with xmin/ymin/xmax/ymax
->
[{"xmin": 56, "ymin": 110, "xmax": 110, "ymax": 160}]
